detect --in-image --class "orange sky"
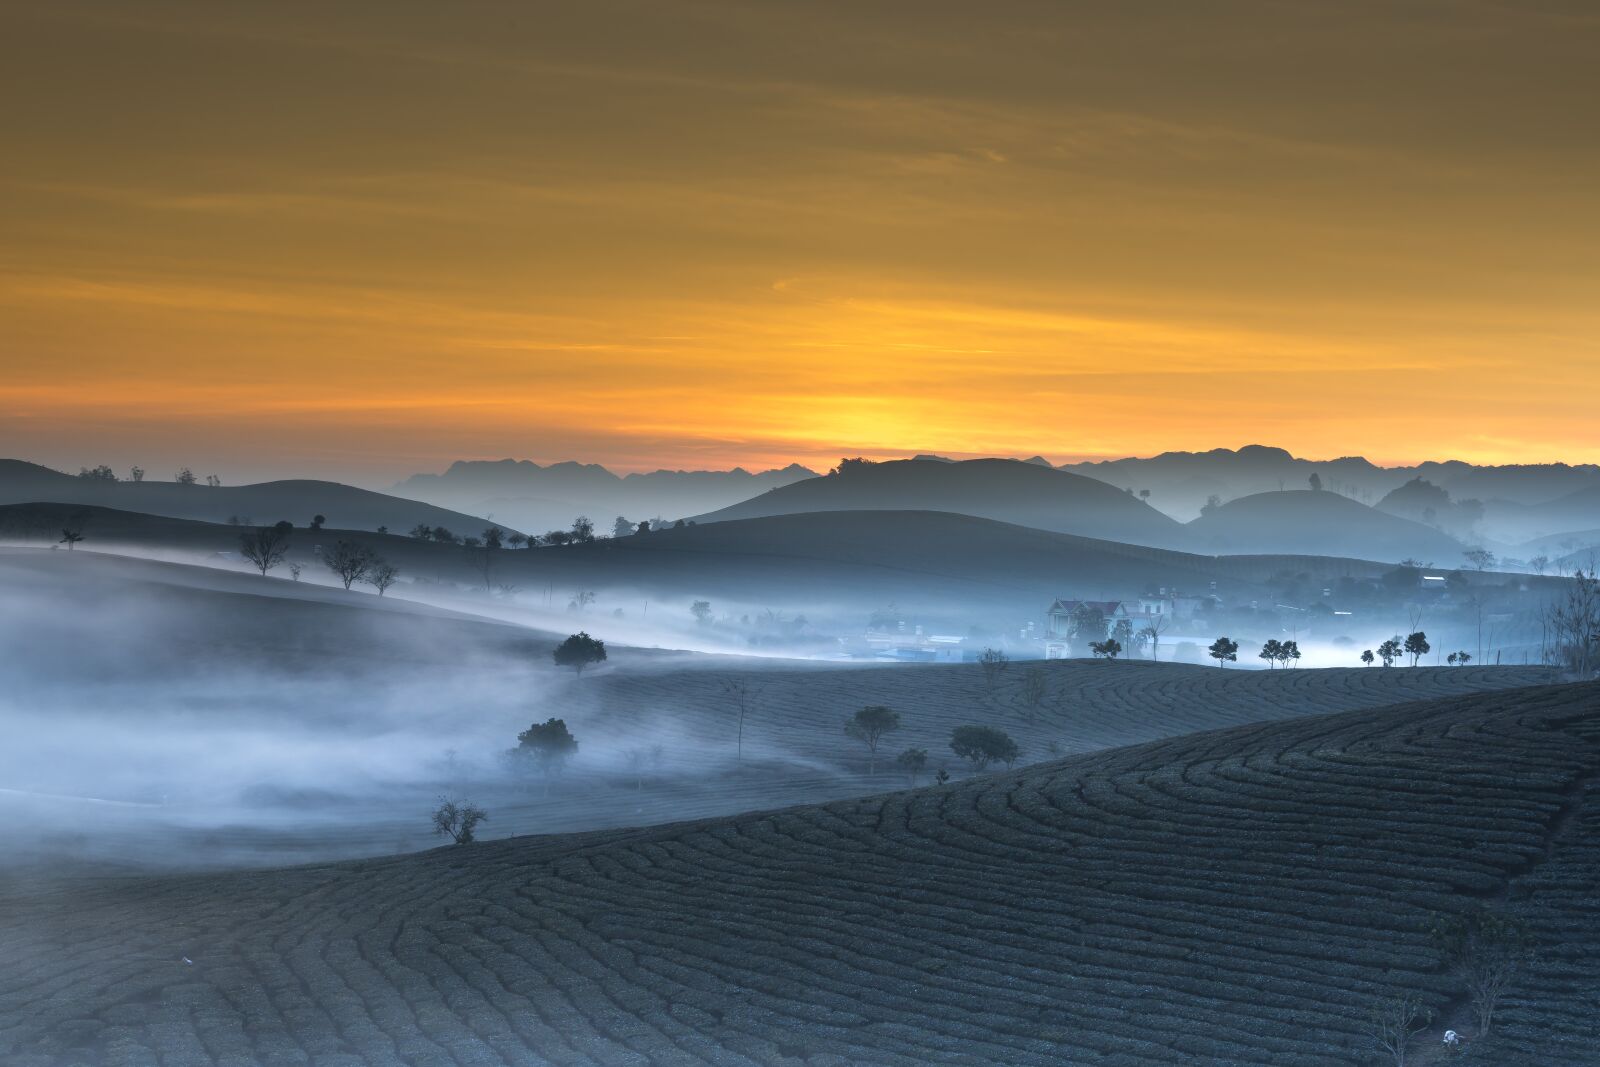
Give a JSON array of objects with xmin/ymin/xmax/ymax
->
[{"xmin": 3, "ymin": 2, "xmax": 1598, "ymax": 483}]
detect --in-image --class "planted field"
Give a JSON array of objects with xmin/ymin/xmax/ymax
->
[
  {"xmin": 570, "ymin": 659, "xmax": 1558, "ymax": 782},
  {"xmin": 1, "ymin": 682, "xmax": 1595, "ymax": 1065}
]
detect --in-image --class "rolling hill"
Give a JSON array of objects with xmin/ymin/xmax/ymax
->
[
  {"xmin": 0, "ymin": 503, "xmax": 1409, "ymax": 630},
  {"xmin": 2, "ymin": 681, "xmax": 1593, "ymax": 1064},
  {"xmin": 693, "ymin": 458, "xmax": 1188, "ymax": 548},
  {"xmin": 1186, "ymin": 489, "xmax": 1467, "ymax": 563},
  {"xmin": 0, "ymin": 459, "xmax": 501, "ymax": 535},
  {"xmin": 1485, "ymin": 485, "xmax": 1600, "ymax": 544},
  {"xmin": 392, "ymin": 458, "xmax": 818, "ymax": 533}
]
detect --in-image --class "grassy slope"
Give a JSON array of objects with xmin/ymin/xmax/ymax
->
[{"xmin": 1, "ymin": 682, "xmax": 1593, "ymax": 1065}]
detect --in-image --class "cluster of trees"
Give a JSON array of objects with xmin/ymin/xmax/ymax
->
[
  {"xmin": 1368, "ymin": 907, "xmax": 1533, "ymax": 1064},
  {"xmin": 1546, "ymin": 568, "xmax": 1599, "ymax": 676},
  {"xmin": 1358, "ymin": 632, "xmax": 1430, "ymax": 667},
  {"xmin": 73, "ymin": 463, "xmax": 219, "ymax": 485},
  {"xmin": 843, "ymin": 705, "xmax": 1020, "ymax": 783},
  {"xmin": 1257, "ymin": 639, "xmax": 1301, "ymax": 669}
]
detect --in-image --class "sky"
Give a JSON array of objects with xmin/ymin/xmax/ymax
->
[{"xmin": 2, "ymin": 1, "xmax": 1598, "ymax": 484}]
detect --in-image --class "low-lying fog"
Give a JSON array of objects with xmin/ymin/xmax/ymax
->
[{"xmin": 1, "ymin": 543, "xmax": 1553, "ymax": 874}]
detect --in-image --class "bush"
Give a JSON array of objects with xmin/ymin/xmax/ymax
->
[
  {"xmin": 554, "ymin": 632, "xmax": 607, "ymax": 675},
  {"xmin": 949, "ymin": 725, "xmax": 1019, "ymax": 770},
  {"xmin": 431, "ymin": 797, "xmax": 487, "ymax": 845}
]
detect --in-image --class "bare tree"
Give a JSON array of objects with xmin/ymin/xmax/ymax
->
[
  {"xmin": 323, "ymin": 540, "xmax": 375, "ymax": 589},
  {"xmin": 365, "ymin": 559, "xmax": 400, "ymax": 596},
  {"xmin": 1366, "ymin": 990, "xmax": 1431, "ymax": 1066},
  {"xmin": 1463, "ymin": 547, "xmax": 1495, "ymax": 571},
  {"xmin": 720, "ymin": 677, "xmax": 763, "ymax": 762},
  {"xmin": 430, "ymin": 797, "xmax": 487, "ymax": 844},
  {"xmin": 1545, "ymin": 569, "xmax": 1600, "ymax": 676},
  {"xmin": 239, "ymin": 522, "xmax": 292, "ymax": 576},
  {"xmin": 1140, "ymin": 615, "xmax": 1170, "ymax": 661},
  {"xmin": 978, "ymin": 647, "xmax": 1010, "ymax": 690},
  {"xmin": 1018, "ymin": 667, "xmax": 1048, "ymax": 721}
]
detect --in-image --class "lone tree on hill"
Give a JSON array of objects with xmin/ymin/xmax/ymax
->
[
  {"xmin": 310, "ymin": 514, "xmax": 326, "ymax": 530},
  {"xmin": 1431, "ymin": 908, "xmax": 1533, "ymax": 1038},
  {"xmin": 176, "ymin": 467, "xmax": 197, "ymax": 485},
  {"xmin": 1361, "ymin": 649, "xmax": 1375, "ymax": 666},
  {"xmin": 58, "ymin": 527, "xmax": 84, "ymax": 551},
  {"xmin": 1308, "ymin": 471, "xmax": 1323, "ymax": 491},
  {"xmin": 1089, "ymin": 638, "xmax": 1121, "ymax": 660},
  {"xmin": 1207, "ymin": 636, "xmax": 1239, "ymax": 668},
  {"xmin": 515, "ymin": 718, "xmax": 579, "ymax": 784},
  {"xmin": 365, "ymin": 559, "xmax": 400, "ymax": 596},
  {"xmin": 845, "ymin": 705, "xmax": 901, "ymax": 775},
  {"xmin": 978, "ymin": 647, "xmax": 1010, "ymax": 689},
  {"xmin": 1260, "ymin": 639, "xmax": 1284, "ymax": 668},
  {"xmin": 1404, "ymin": 630, "xmax": 1430, "ymax": 666},
  {"xmin": 719, "ymin": 676, "xmax": 763, "ymax": 762},
  {"xmin": 430, "ymin": 797, "xmax": 487, "ymax": 845},
  {"xmin": 1378, "ymin": 637, "xmax": 1403, "ymax": 667},
  {"xmin": 949, "ymin": 724, "xmax": 1020, "ymax": 770},
  {"xmin": 240, "ymin": 521, "xmax": 293, "ymax": 576},
  {"xmin": 691, "ymin": 600, "xmax": 713, "ymax": 625},
  {"xmin": 1463, "ymin": 547, "xmax": 1495, "ymax": 571},
  {"xmin": 323, "ymin": 540, "xmax": 375, "ymax": 589},
  {"xmin": 554, "ymin": 632, "xmax": 606, "ymax": 675},
  {"xmin": 897, "ymin": 747, "xmax": 928, "ymax": 787}
]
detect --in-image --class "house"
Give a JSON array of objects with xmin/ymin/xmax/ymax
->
[{"xmin": 1047, "ymin": 599, "xmax": 1132, "ymax": 639}]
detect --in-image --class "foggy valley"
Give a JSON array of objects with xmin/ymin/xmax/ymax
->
[{"xmin": 4, "ymin": 2, "xmax": 1600, "ymax": 1064}]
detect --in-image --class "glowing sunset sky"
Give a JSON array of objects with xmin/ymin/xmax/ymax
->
[{"xmin": 3, "ymin": 2, "xmax": 1598, "ymax": 482}]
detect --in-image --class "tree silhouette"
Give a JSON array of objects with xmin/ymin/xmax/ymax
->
[
  {"xmin": 1377, "ymin": 637, "xmax": 1403, "ymax": 667},
  {"xmin": 323, "ymin": 540, "xmax": 375, "ymax": 589},
  {"xmin": 949, "ymin": 725, "xmax": 1020, "ymax": 770},
  {"xmin": 1207, "ymin": 637, "xmax": 1239, "ymax": 667},
  {"xmin": 431, "ymin": 797, "xmax": 487, "ymax": 845},
  {"xmin": 1260, "ymin": 638, "xmax": 1284, "ymax": 668},
  {"xmin": 58, "ymin": 527, "xmax": 84, "ymax": 551},
  {"xmin": 845, "ymin": 705, "xmax": 901, "ymax": 774},
  {"xmin": 897, "ymin": 747, "xmax": 928, "ymax": 786},
  {"xmin": 1404, "ymin": 630, "xmax": 1430, "ymax": 666},
  {"xmin": 515, "ymin": 718, "xmax": 579, "ymax": 791},
  {"xmin": 365, "ymin": 559, "xmax": 400, "ymax": 596},
  {"xmin": 239, "ymin": 521, "xmax": 293, "ymax": 576},
  {"xmin": 1361, "ymin": 649, "xmax": 1375, "ymax": 666},
  {"xmin": 554, "ymin": 632, "xmax": 606, "ymax": 675},
  {"xmin": 978, "ymin": 647, "xmax": 1009, "ymax": 689}
]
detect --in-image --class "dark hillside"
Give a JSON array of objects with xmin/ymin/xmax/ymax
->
[{"xmin": 1, "ymin": 683, "xmax": 1594, "ymax": 1064}]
